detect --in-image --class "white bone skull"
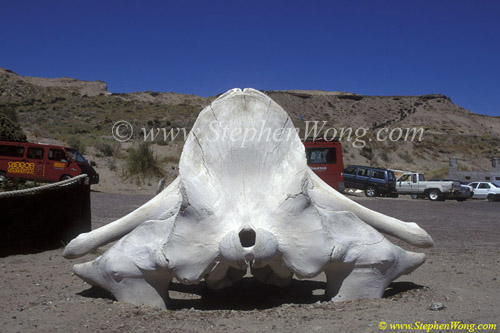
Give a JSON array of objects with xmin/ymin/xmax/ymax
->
[{"xmin": 64, "ymin": 88, "xmax": 433, "ymax": 309}]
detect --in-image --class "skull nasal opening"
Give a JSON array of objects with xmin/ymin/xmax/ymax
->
[{"xmin": 239, "ymin": 228, "xmax": 256, "ymax": 248}]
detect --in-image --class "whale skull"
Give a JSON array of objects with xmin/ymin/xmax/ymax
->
[{"xmin": 64, "ymin": 88, "xmax": 433, "ymax": 309}]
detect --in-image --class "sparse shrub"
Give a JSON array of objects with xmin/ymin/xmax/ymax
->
[
  {"xmin": 147, "ymin": 91, "xmax": 160, "ymax": 97},
  {"xmin": 379, "ymin": 151, "xmax": 390, "ymax": 162},
  {"xmin": 0, "ymin": 108, "xmax": 27, "ymax": 142},
  {"xmin": 107, "ymin": 159, "xmax": 116, "ymax": 171},
  {"xmin": 458, "ymin": 164, "xmax": 471, "ymax": 172},
  {"xmin": 157, "ymin": 139, "xmax": 169, "ymax": 146},
  {"xmin": 123, "ymin": 142, "xmax": 164, "ymax": 185},
  {"xmin": 90, "ymin": 161, "xmax": 97, "ymax": 167},
  {"xmin": 426, "ymin": 166, "xmax": 449, "ymax": 179},
  {"xmin": 360, "ymin": 146, "xmax": 373, "ymax": 161},
  {"xmin": 163, "ymin": 155, "xmax": 180, "ymax": 164},
  {"xmin": 95, "ymin": 141, "xmax": 114, "ymax": 157},
  {"xmin": 66, "ymin": 136, "xmax": 86, "ymax": 154},
  {"xmin": 398, "ymin": 151, "xmax": 414, "ymax": 164}
]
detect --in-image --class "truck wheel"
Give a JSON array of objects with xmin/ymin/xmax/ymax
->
[
  {"xmin": 364, "ymin": 185, "xmax": 377, "ymax": 197},
  {"xmin": 428, "ymin": 189, "xmax": 442, "ymax": 201},
  {"xmin": 411, "ymin": 194, "xmax": 418, "ymax": 200}
]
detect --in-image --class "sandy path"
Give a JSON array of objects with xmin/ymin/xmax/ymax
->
[{"xmin": 1, "ymin": 193, "xmax": 499, "ymax": 332}]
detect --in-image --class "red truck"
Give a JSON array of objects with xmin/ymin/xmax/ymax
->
[
  {"xmin": 304, "ymin": 139, "xmax": 344, "ymax": 192},
  {"xmin": 0, "ymin": 141, "xmax": 99, "ymax": 184}
]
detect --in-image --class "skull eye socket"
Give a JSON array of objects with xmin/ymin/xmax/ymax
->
[{"xmin": 239, "ymin": 228, "xmax": 256, "ymax": 248}]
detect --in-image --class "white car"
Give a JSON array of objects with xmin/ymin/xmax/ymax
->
[{"xmin": 467, "ymin": 182, "xmax": 500, "ymax": 201}]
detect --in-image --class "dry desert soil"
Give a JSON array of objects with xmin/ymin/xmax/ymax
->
[{"xmin": 1, "ymin": 192, "xmax": 499, "ymax": 333}]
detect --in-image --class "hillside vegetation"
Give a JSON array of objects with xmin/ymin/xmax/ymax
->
[
  {"xmin": 0, "ymin": 107, "xmax": 26, "ymax": 142},
  {"xmin": 1, "ymin": 67, "xmax": 499, "ymax": 192}
]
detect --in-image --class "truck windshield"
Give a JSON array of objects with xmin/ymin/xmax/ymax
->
[{"xmin": 66, "ymin": 148, "xmax": 87, "ymax": 164}]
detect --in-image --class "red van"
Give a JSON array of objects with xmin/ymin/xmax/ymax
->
[
  {"xmin": 304, "ymin": 139, "xmax": 344, "ymax": 192},
  {"xmin": 0, "ymin": 141, "xmax": 99, "ymax": 184}
]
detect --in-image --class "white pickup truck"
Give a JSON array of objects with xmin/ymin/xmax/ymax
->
[{"xmin": 395, "ymin": 173, "xmax": 462, "ymax": 201}]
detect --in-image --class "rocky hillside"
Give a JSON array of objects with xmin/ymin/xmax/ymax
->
[
  {"xmin": 267, "ymin": 90, "xmax": 500, "ymax": 172},
  {"xmin": 1, "ymin": 67, "xmax": 499, "ymax": 192}
]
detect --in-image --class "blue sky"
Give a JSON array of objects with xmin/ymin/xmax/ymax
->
[{"xmin": 1, "ymin": 0, "xmax": 499, "ymax": 116}]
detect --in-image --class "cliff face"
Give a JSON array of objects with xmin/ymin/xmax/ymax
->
[
  {"xmin": 21, "ymin": 76, "xmax": 108, "ymax": 97},
  {"xmin": 0, "ymin": 68, "xmax": 108, "ymax": 97},
  {"xmin": 1, "ymin": 68, "xmax": 499, "ymax": 177},
  {"xmin": 266, "ymin": 90, "xmax": 498, "ymax": 137}
]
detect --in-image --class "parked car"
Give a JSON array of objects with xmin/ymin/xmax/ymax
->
[
  {"xmin": 428, "ymin": 179, "xmax": 474, "ymax": 201},
  {"xmin": 343, "ymin": 165, "xmax": 397, "ymax": 197},
  {"xmin": 467, "ymin": 182, "xmax": 500, "ymax": 201},
  {"xmin": 0, "ymin": 141, "xmax": 99, "ymax": 184},
  {"xmin": 305, "ymin": 139, "xmax": 344, "ymax": 192},
  {"xmin": 396, "ymin": 173, "xmax": 461, "ymax": 201}
]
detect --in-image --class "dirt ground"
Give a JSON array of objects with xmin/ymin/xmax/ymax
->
[{"xmin": 1, "ymin": 192, "xmax": 499, "ymax": 333}]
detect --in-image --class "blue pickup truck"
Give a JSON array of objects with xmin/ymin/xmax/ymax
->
[{"xmin": 343, "ymin": 165, "xmax": 397, "ymax": 197}]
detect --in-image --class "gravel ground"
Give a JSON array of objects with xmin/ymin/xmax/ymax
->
[{"xmin": 1, "ymin": 192, "xmax": 499, "ymax": 332}]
